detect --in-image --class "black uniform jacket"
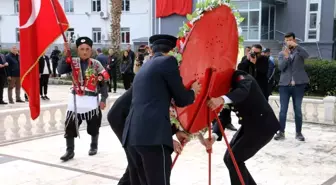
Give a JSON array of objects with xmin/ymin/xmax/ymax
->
[
  {"xmin": 108, "ymin": 86, "xmax": 180, "ymax": 142},
  {"xmin": 213, "ymin": 70, "xmax": 280, "ymax": 141},
  {"xmin": 122, "ymin": 52, "xmax": 195, "ymax": 149}
]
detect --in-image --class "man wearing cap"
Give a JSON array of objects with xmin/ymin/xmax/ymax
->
[
  {"xmin": 57, "ymin": 37, "xmax": 110, "ymax": 161},
  {"xmin": 122, "ymin": 34, "xmax": 201, "ymax": 185}
]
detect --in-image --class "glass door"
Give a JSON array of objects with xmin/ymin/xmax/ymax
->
[{"xmin": 261, "ymin": 3, "xmax": 275, "ymax": 40}]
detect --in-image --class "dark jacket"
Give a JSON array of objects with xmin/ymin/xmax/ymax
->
[
  {"xmin": 39, "ymin": 55, "xmax": 52, "ymax": 74},
  {"xmin": 213, "ymin": 70, "xmax": 280, "ymax": 140},
  {"xmin": 122, "ymin": 53, "xmax": 195, "ymax": 149},
  {"xmin": 108, "ymin": 86, "xmax": 179, "ymax": 142},
  {"xmin": 0, "ymin": 54, "xmax": 7, "ymax": 76},
  {"xmin": 96, "ymin": 53, "xmax": 108, "ymax": 69},
  {"xmin": 119, "ymin": 56, "xmax": 133, "ymax": 74},
  {"xmin": 108, "ymin": 53, "xmax": 118, "ymax": 70},
  {"xmin": 5, "ymin": 53, "xmax": 20, "ymax": 77},
  {"xmin": 238, "ymin": 56, "xmax": 269, "ymax": 98},
  {"xmin": 50, "ymin": 49, "xmax": 61, "ymax": 63}
]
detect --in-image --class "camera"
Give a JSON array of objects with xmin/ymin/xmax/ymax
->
[{"xmin": 250, "ymin": 52, "xmax": 257, "ymax": 58}]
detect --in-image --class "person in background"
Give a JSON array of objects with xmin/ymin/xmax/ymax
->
[
  {"xmin": 120, "ymin": 50, "xmax": 133, "ymax": 90},
  {"xmin": 39, "ymin": 53, "xmax": 52, "ymax": 100},
  {"xmin": 107, "ymin": 49, "xmax": 118, "ymax": 93},
  {"xmin": 50, "ymin": 46, "xmax": 61, "ymax": 77},
  {"xmin": 6, "ymin": 45, "xmax": 24, "ymax": 104},
  {"xmin": 274, "ymin": 32, "xmax": 309, "ymax": 142},
  {"xmin": 126, "ymin": 44, "xmax": 135, "ymax": 83},
  {"xmin": 240, "ymin": 46, "xmax": 251, "ymax": 63},
  {"xmin": 262, "ymin": 48, "xmax": 275, "ymax": 101},
  {"xmin": 96, "ymin": 48, "xmax": 108, "ymax": 69},
  {"xmin": 0, "ymin": 53, "xmax": 8, "ymax": 104}
]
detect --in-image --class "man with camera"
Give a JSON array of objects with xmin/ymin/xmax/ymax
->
[{"xmin": 238, "ymin": 44, "xmax": 269, "ymax": 99}]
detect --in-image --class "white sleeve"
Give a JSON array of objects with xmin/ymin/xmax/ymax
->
[{"xmin": 221, "ymin": 95, "xmax": 233, "ymax": 104}]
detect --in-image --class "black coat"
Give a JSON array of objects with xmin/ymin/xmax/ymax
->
[
  {"xmin": 122, "ymin": 52, "xmax": 195, "ymax": 149},
  {"xmin": 39, "ymin": 55, "xmax": 52, "ymax": 74},
  {"xmin": 213, "ymin": 70, "xmax": 280, "ymax": 140}
]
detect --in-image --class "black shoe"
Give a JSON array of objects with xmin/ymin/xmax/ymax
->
[
  {"xmin": 113, "ymin": 91, "xmax": 117, "ymax": 93},
  {"xmin": 295, "ymin": 132, "xmax": 305, "ymax": 141},
  {"xmin": 88, "ymin": 135, "xmax": 98, "ymax": 156},
  {"xmin": 0, "ymin": 101, "xmax": 8, "ymax": 105},
  {"xmin": 41, "ymin": 96, "xmax": 46, "ymax": 100},
  {"xmin": 225, "ymin": 123, "xmax": 237, "ymax": 131},
  {"xmin": 44, "ymin": 96, "xmax": 50, "ymax": 100},
  {"xmin": 60, "ymin": 138, "xmax": 75, "ymax": 161},
  {"xmin": 9, "ymin": 101, "xmax": 14, "ymax": 104},
  {"xmin": 16, "ymin": 99, "xmax": 25, "ymax": 103},
  {"xmin": 274, "ymin": 132, "xmax": 285, "ymax": 140}
]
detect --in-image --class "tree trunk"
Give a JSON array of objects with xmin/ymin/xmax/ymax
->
[{"xmin": 110, "ymin": 0, "xmax": 122, "ymax": 53}]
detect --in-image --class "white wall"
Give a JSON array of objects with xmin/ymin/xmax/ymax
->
[{"xmin": 0, "ymin": 0, "xmax": 150, "ymax": 48}]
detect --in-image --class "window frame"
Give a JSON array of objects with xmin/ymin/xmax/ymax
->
[
  {"xmin": 66, "ymin": 28, "xmax": 75, "ymax": 43},
  {"xmin": 91, "ymin": 0, "xmax": 102, "ymax": 12},
  {"xmin": 305, "ymin": 0, "xmax": 321, "ymax": 42},
  {"xmin": 120, "ymin": 27, "xmax": 130, "ymax": 44},
  {"xmin": 92, "ymin": 28, "xmax": 102, "ymax": 44},
  {"xmin": 14, "ymin": 0, "xmax": 19, "ymax": 14},
  {"xmin": 64, "ymin": 0, "xmax": 74, "ymax": 13},
  {"xmin": 16, "ymin": 28, "xmax": 20, "ymax": 43},
  {"xmin": 122, "ymin": 0, "xmax": 130, "ymax": 12}
]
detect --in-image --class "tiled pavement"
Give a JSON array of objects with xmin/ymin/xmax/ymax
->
[{"xmin": 1, "ymin": 116, "xmax": 336, "ymax": 185}]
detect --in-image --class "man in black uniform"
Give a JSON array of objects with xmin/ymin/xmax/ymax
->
[
  {"xmin": 122, "ymin": 34, "xmax": 201, "ymax": 185},
  {"xmin": 203, "ymin": 70, "xmax": 280, "ymax": 185}
]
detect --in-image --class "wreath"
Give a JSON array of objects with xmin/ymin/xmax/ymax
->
[{"xmin": 168, "ymin": 0, "xmax": 245, "ymax": 137}]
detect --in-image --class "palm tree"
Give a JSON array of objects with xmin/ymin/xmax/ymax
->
[{"xmin": 110, "ymin": 0, "xmax": 122, "ymax": 53}]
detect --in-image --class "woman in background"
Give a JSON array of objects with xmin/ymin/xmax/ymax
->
[{"xmin": 119, "ymin": 50, "xmax": 133, "ymax": 90}]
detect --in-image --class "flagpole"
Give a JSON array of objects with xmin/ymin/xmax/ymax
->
[{"xmin": 49, "ymin": 0, "xmax": 80, "ymax": 138}]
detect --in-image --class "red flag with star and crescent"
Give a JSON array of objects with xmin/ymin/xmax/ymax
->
[{"xmin": 20, "ymin": 0, "xmax": 69, "ymax": 119}]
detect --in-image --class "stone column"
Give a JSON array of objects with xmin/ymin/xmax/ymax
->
[{"xmin": 323, "ymin": 96, "xmax": 336, "ymax": 124}]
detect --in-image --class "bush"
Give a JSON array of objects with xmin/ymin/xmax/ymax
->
[
  {"xmin": 0, "ymin": 49, "xmax": 10, "ymax": 55},
  {"xmin": 273, "ymin": 59, "xmax": 336, "ymax": 96}
]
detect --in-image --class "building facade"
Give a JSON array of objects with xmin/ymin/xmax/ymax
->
[
  {"xmin": 0, "ymin": 0, "xmax": 150, "ymax": 52},
  {"xmin": 151, "ymin": 0, "xmax": 336, "ymax": 60}
]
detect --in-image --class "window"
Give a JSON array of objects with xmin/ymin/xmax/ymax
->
[
  {"xmin": 64, "ymin": 0, "xmax": 74, "ymax": 13},
  {"xmin": 14, "ymin": 0, "xmax": 19, "ymax": 13},
  {"xmin": 92, "ymin": 28, "xmax": 102, "ymax": 43},
  {"xmin": 120, "ymin": 27, "xmax": 130, "ymax": 44},
  {"xmin": 122, "ymin": 0, "xmax": 130, "ymax": 12},
  {"xmin": 16, "ymin": 28, "xmax": 20, "ymax": 43},
  {"xmin": 305, "ymin": 0, "xmax": 321, "ymax": 42},
  {"xmin": 66, "ymin": 28, "xmax": 75, "ymax": 43},
  {"xmin": 92, "ymin": 0, "xmax": 101, "ymax": 12}
]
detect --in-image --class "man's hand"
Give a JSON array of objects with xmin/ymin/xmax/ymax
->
[
  {"xmin": 4, "ymin": 63, "xmax": 8, "ymax": 66},
  {"xmin": 63, "ymin": 43, "xmax": 70, "ymax": 53},
  {"xmin": 282, "ymin": 47, "xmax": 290, "ymax": 59},
  {"xmin": 286, "ymin": 40, "xmax": 298, "ymax": 48},
  {"xmin": 207, "ymin": 97, "xmax": 224, "ymax": 111},
  {"xmin": 7, "ymin": 76, "xmax": 11, "ymax": 81},
  {"xmin": 107, "ymin": 65, "xmax": 110, "ymax": 70},
  {"xmin": 0, "ymin": 64, "xmax": 3, "ymax": 68},
  {"xmin": 175, "ymin": 131, "xmax": 190, "ymax": 144},
  {"xmin": 191, "ymin": 81, "xmax": 201, "ymax": 95},
  {"xmin": 99, "ymin": 102, "xmax": 106, "ymax": 110},
  {"xmin": 173, "ymin": 139, "xmax": 183, "ymax": 154},
  {"xmin": 200, "ymin": 136, "xmax": 215, "ymax": 150},
  {"xmin": 250, "ymin": 56, "xmax": 257, "ymax": 64}
]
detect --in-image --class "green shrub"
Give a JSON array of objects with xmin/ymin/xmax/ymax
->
[
  {"xmin": 0, "ymin": 49, "xmax": 10, "ymax": 55},
  {"xmin": 273, "ymin": 59, "xmax": 336, "ymax": 96}
]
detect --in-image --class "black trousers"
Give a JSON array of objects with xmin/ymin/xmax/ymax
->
[
  {"xmin": 0, "ymin": 74, "xmax": 6, "ymax": 101},
  {"xmin": 52, "ymin": 61, "xmax": 59, "ymax": 77},
  {"xmin": 109, "ymin": 69, "xmax": 117, "ymax": 92},
  {"xmin": 122, "ymin": 73, "xmax": 132, "ymax": 90},
  {"xmin": 64, "ymin": 109, "xmax": 102, "ymax": 138},
  {"xmin": 223, "ymin": 127, "xmax": 274, "ymax": 185},
  {"xmin": 126, "ymin": 145, "xmax": 172, "ymax": 185},
  {"xmin": 212, "ymin": 107, "xmax": 232, "ymax": 127},
  {"xmin": 40, "ymin": 74, "xmax": 49, "ymax": 96}
]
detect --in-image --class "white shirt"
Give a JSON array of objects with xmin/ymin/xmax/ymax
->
[{"xmin": 42, "ymin": 56, "xmax": 49, "ymax": 74}]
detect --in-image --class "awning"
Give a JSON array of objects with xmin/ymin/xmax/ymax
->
[{"xmin": 132, "ymin": 37, "xmax": 149, "ymax": 43}]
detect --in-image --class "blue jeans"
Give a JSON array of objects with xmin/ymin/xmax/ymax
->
[{"xmin": 279, "ymin": 84, "xmax": 306, "ymax": 133}]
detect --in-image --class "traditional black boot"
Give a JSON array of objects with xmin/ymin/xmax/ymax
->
[
  {"xmin": 60, "ymin": 138, "xmax": 75, "ymax": 161},
  {"xmin": 88, "ymin": 135, "xmax": 98, "ymax": 156}
]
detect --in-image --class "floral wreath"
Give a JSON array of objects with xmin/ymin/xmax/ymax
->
[{"xmin": 168, "ymin": 0, "xmax": 244, "ymax": 137}]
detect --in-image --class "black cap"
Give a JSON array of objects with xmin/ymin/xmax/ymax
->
[
  {"xmin": 262, "ymin": 48, "xmax": 270, "ymax": 53},
  {"xmin": 149, "ymin": 34, "xmax": 177, "ymax": 49},
  {"xmin": 76, "ymin": 37, "xmax": 93, "ymax": 48}
]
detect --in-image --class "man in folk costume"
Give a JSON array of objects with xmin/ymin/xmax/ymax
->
[{"xmin": 57, "ymin": 37, "xmax": 109, "ymax": 161}]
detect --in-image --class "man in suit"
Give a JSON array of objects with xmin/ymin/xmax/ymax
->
[
  {"xmin": 122, "ymin": 34, "xmax": 201, "ymax": 185},
  {"xmin": 107, "ymin": 86, "xmax": 185, "ymax": 185},
  {"xmin": 107, "ymin": 49, "xmax": 118, "ymax": 93},
  {"xmin": 202, "ymin": 70, "xmax": 280, "ymax": 185},
  {"xmin": 96, "ymin": 48, "xmax": 108, "ymax": 69},
  {"xmin": 0, "ymin": 53, "xmax": 8, "ymax": 104},
  {"xmin": 274, "ymin": 32, "xmax": 309, "ymax": 142},
  {"xmin": 39, "ymin": 54, "xmax": 52, "ymax": 100}
]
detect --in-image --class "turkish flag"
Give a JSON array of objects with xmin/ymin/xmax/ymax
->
[{"xmin": 20, "ymin": 0, "xmax": 69, "ymax": 119}]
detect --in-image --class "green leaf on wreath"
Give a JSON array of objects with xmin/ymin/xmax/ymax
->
[
  {"xmin": 178, "ymin": 32, "xmax": 184, "ymax": 37},
  {"xmin": 239, "ymin": 17, "xmax": 245, "ymax": 23},
  {"xmin": 186, "ymin": 14, "xmax": 193, "ymax": 21}
]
